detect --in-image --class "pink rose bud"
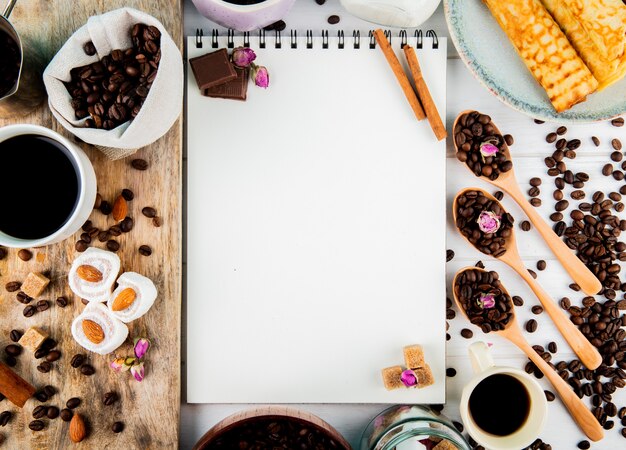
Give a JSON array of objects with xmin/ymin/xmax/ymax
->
[
  {"xmin": 134, "ymin": 337, "xmax": 151, "ymax": 359},
  {"xmin": 477, "ymin": 211, "xmax": 501, "ymax": 234},
  {"xmin": 130, "ymin": 361, "xmax": 145, "ymax": 382},
  {"xmin": 400, "ymin": 369, "xmax": 418, "ymax": 388},
  {"xmin": 110, "ymin": 357, "xmax": 125, "ymax": 372},
  {"xmin": 251, "ymin": 64, "xmax": 270, "ymax": 88},
  {"xmin": 232, "ymin": 46, "xmax": 257, "ymax": 68},
  {"xmin": 479, "ymin": 141, "xmax": 499, "ymax": 159},
  {"xmin": 478, "ymin": 292, "xmax": 496, "ymax": 309}
]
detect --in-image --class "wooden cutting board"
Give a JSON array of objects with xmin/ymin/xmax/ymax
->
[{"xmin": 0, "ymin": 0, "xmax": 181, "ymax": 448}]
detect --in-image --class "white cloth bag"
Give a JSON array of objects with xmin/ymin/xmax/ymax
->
[{"xmin": 43, "ymin": 7, "xmax": 183, "ymax": 159}]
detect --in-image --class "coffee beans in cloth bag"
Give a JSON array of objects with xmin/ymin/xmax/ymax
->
[{"xmin": 43, "ymin": 7, "xmax": 183, "ymax": 159}]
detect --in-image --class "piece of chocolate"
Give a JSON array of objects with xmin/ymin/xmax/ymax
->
[
  {"xmin": 203, "ymin": 67, "xmax": 249, "ymax": 101},
  {"xmin": 190, "ymin": 49, "xmax": 237, "ymax": 91}
]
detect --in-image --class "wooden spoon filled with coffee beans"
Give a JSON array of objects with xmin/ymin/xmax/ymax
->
[
  {"xmin": 453, "ymin": 188, "xmax": 601, "ymax": 370},
  {"xmin": 453, "ymin": 110, "xmax": 601, "ymax": 296},
  {"xmin": 452, "ymin": 266, "xmax": 604, "ymax": 442}
]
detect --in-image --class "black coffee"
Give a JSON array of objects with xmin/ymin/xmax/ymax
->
[
  {"xmin": 223, "ymin": 0, "xmax": 268, "ymax": 5},
  {"xmin": 0, "ymin": 135, "xmax": 79, "ymax": 239},
  {"xmin": 0, "ymin": 29, "xmax": 21, "ymax": 98},
  {"xmin": 469, "ymin": 373, "xmax": 530, "ymax": 436}
]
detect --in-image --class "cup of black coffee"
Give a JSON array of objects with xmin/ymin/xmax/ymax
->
[
  {"xmin": 0, "ymin": 124, "xmax": 96, "ymax": 247},
  {"xmin": 460, "ymin": 342, "xmax": 547, "ymax": 450}
]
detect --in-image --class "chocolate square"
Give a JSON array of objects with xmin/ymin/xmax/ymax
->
[
  {"xmin": 190, "ymin": 48, "xmax": 237, "ymax": 90},
  {"xmin": 203, "ymin": 67, "xmax": 249, "ymax": 101}
]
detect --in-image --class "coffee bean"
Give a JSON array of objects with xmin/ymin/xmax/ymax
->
[
  {"xmin": 544, "ymin": 390, "xmax": 555, "ymax": 401},
  {"xmin": 138, "ymin": 244, "xmax": 152, "ymax": 256},
  {"xmin": 70, "ymin": 354, "xmax": 85, "ymax": 368},
  {"xmin": 43, "ymin": 386, "xmax": 55, "ymax": 398},
  {"xmin": 446, "ymin": 368, "xmax": 457, "ymax": 377},
  {"xmin": 460, "ymin": 328, "xmax": 473, "ymax": 339},
  {"xmin": 556, "ymin": 126, "xmax": 567, "ymax": 135},
  {"xmin": 615, "ymin": 171, "xmax": 625, "ymax": 181},
  {"xmin": 9, "ymin": 329, "xmax": 22, "ymax": 342},
  {"xmin": 56, "ymin": 296, "xmax": 68, "ymax": 308},
  {"xmin": 520, "ymin": 220, "xmax": 531, "ymax": 231},
  {"xmin": 75, "ymin": 240, "xmax": 89, "ymax": 252},
  {"xmin": 32, "ymin": 405, "xmax": 47, "ymax": 419},
  {"xmin": 0, "ymin": 411, "xmax": 11, "ymax": 426},
  {"xmin": 532, "ymin": 305, "xmax": 544, "ymax": 315},
  {"xmin": 611, "ymin": 118, "xmax": 624, "ymax": 127},
  {"xmin": 100, "ymin": 200, "xmax": 112, "ymax": 215},
  {"xmin": 526, "ymin": 319, "xmax": 538, "ymax": 333},
  {"xmin": 106, "ymin": 240, "xmax": 120, "ymax": 252},
  {"xmin": 529, "ymin": 177, "xmax": 542, "ymax": 187},
  {"xmin": 81, "ymin": 298, "xmax": 89, "ymax": 305},
  {"xmin": 591, "ymin": 136, "xmax": 600, "ymax": 147},
  {"xmin": 4, "ymin": 344, "xmax": 21, "ymax": 357},
  {"xmin": 534, "ymin": 119, "xmax": 545, "ymax": 124},
  {"xmin": 60, "ymin": 408, "xmax": 73, "ymax": 421},
  {"xmin": 546, "ymin": 132, "xmax": 557, "ymax": 143},
  {"xmin": 512, "ymin": 295, "xmax": 524, "ymax": 306},
  {"xmin": 23, "ymin": 305, "xmax": 36, "ymax": 317},
  {"xmin": 83, "ymin": 41, "xmax": 96, "ymax": 56},
  {"xmin": 121, "ymin": 188, "xmax": 134, "ymax": 201},
  {"xmin": 46, "ymin": 406, "xmax": 59, "ymax": 420},
  {"xmin": 530, "ymin": 198, "xmax": 542, "ymax": 207},
  {"xmin": 142, "ymin": 206, "xmax": 156, "ymax": 218},
  {"xmin": 66, "ymin": 397, "xmax": 81, "ymax": 409},
  {"xmin": 494, "ymin": 190, "xmax": 504, "ymax": 200},
  {"xmin": 528, "ymin": 187, "xmax": 540, "ymax": 197},
  {"xmin": 37, "ymin": 361, "xmax": 52, "ymax": 373},
  {"xmin": 80, "ymin": 364, "xmax": 95, "ymax": 376},
  {"xmin": 152, "ymin": 216, "xmax": 162, "ymax": 227},
  {"xmin": 34, "ymin": 391, "xmax": 48, "ymax": 402},
  {"xmin": 103, "ymin": 391, "xmax": 118, "ymax": 406},
  {"xmin": 550, "ymin": 212, "xmax": 563, "ymax": 222},
  {"xmin": 98, "ymin": 230, "xmax": 111, "ymax": 243},
  {"xmin": 547, "ymin": 341, "xmax": 557, "ymax": 353},
  {"xmin": 327, "ymin": 15, "xmax": 340, "ymax": 24},
  {"xmin": 28, "ymin": 419, "xmax": 44, "ymax": 431},
  {"xmin": 45, "ymin": 350, "xmax": 61, "ymax": 362},
  {"xmin": 528, "ymin": 269, "xmax": 537, "ymax": 279},
  {"xmin": 16, "ymin": 291, "xmax": 32, "ymax": 304},
  {"xmin": 112, "ymin": 421, "xmax": 124, "ymax": 433},
  {"xmin": 446, "ymin": 249, "xmax": 454, "ymax": 262},
  {"xmin": 36, "ymin": 300, "xmax": 49, "ymax": 312},
  {"xmin": 555, "ymin": 200, "xmax": 569, "ymax": 211},
  {"xmin": 18, "ymin": 249, "xmax": 32, "ymax": 261},
  {"xmin": 42, "ymin": 338, "xmax": 57, "ymax": 350},
  {"xmin": 603, "ymin": 164, "xmax": 614, "ymax": 176},
  {"xmin": 504, "ymin": 134, "xmax": 514, "ymax": 146},
  {"xmin": 132, "ymin": 158, "xmax": 149, "ymax": 170},
  {"xmin": 577, "ymin": 440, "xmax": 590, "ymax": 449},
  {"xmin": 5, "ymin": 281, "xmax": 21, "ymax": 292}
]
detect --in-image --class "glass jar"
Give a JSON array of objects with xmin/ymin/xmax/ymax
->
[{"xmin": 361, "ymin": 405, "xmax": 471, "ymax": 450}]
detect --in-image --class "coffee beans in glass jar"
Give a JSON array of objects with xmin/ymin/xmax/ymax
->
[
  {"xmin": 455, "ymin": 190, "xmax": 514, "ymax": 257},
  {"xmin": 65, "ymin": 23, "xmax": 161, "ymax": 130},
  {"xmin": 454, "ymin": 111, "xmax": 512, "ymax": 180},
  {"xmin": 454, "ymin": 268, "xmax": 514, "ymax": 333}
]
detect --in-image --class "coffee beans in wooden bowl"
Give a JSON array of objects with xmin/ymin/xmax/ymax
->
[
  {"xmin": 455, "ymin": 111, "xmax": 512, "ymax": 180},
  {"xmin": 64, "ymin": 23, "xmax": 161, "ymax": 130},
  {"xmin": 454, "ymin": 268, "xmax": 514, "ymax": 333},
  {"xmin": 454, "ymin": 189, "xmax": 514, "ymax": 257}
]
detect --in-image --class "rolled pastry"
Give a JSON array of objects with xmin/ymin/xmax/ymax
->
[
  {"xmin": 71, "ymin": 302, "xmax": 129, "ymax": 355},
  {"xmin": 68, "ymin": 248, "xmax": 121, "ymax": 303},
  {"xmin": 483, "ymin": 0, "xmax": 598, "ymax": 112},
  {"xmin": 107, "ymin": 272, "xmax": 158, "ymax": 323},
  {"xmin": 541, "ymin": 0, "xmax": 626, "ymax": 90}
]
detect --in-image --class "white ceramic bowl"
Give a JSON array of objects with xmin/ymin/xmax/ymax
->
[{"xmin": 191, "ymin": 0, "xmax": 296, "ymax": 32}]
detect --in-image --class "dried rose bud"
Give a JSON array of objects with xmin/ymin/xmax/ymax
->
[
  {"xmin": 479, "ymin": 140, "xmax": 499, "ymax": 160},
  {"xmin": 110, "ymin": 357, "xmax": 125, "ymax": 372},
  {"xmin": 477, "ymin": 292, "xmax": 496, "ymax": 309},
  {"xmin": 231, "ymin": 46, "xmax": 256, "ymax": 68},
  {"xmin": 251, "ymin": 64, "xmax": 269, "ymax": 89},
  {"xmin": 400, "ymin": 369, "xmax": 418, "ymax": 388},
  {"xmin": 134, "ymin": 337, "xmax": 151, "ymax": 359},
  {"xmin": 130, "ymin": 361, "xmax": 145, "ymax": 382},
  {"xmin": 477, "ymin": 211, "xmax": 501, "ymax": 234}
]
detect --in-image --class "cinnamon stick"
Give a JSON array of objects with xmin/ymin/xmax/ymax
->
[
  {"xmin": 0, "ymin": 361, "xmax": 36, "ymax": 407},
  {"xmin": 403, "ymin": 45, "xmax": 447, "ymax": 141},
  {"xmin": 373, "ymin": 29, "xmax": 426, "ymax": 121}
]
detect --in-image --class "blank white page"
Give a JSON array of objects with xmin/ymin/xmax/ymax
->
[{"xmin": 186, "ymin": 33, "xmax": 447, "ymax": 403}]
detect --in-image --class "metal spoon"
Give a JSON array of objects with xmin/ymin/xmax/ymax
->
[
  {"xmin": 452, "ymin": 266, "xmax": 604, "ymax": 442},
  {"xmin": 453, "ymin": 187, "xmax": 602, "ymax": 370},
  {"xmin": 453, "ymin": 110, "xmax": 601, "ymax": 296}
]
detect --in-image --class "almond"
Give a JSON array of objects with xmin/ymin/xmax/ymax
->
[
  {"xmin": 111, "ymin": 287, "xmax": 137, "ymax": 311},
  {"xmin": 112, "ymin": 195, "xmax": 128, "ymax": 222},
  {"xmin": 69, "ymin": 413, "xmax": 87, "ymax": 443},
  {"xmin": 76, "ymin": 264, "xmax": 103, "ymax": 283},
  {"xmin": 82, "ymin": 319, "xmax": 105, "ymax": 344}
]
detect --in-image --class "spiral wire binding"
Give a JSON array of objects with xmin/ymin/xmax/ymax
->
[{"xmin": 194, "ymin": 29, "xmax": 439, "ymax": 51}]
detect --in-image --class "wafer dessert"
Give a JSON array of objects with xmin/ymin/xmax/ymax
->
[
  {"xmin": 71, "ymin": 302, "xmax": 129, "ymax": 355},
  {"xmin": 483, "ymin": 0, "xmax": 598, "ymax": 112},
  {"xmin": 107, "ymin": 272, "xmax": 158, "ymax": 323},
  {"xmin": 68, "ymin": 248, "xmax": 121, "ymax": 303},
  {"xmin": 541, "ymin": 0, "xmax": 626, "ymax": 90}
]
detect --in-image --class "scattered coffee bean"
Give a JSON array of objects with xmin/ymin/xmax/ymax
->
[
  {"xmin": 36, "ymin": 300, "xmax": 49, "ymax": 312},
  {"xmin": 528, "ymin": 186, "xmax": 540, "ymax": 197},
  {"xmin": 461, "ymin": 328, "xmax": 473, "ymax": 339},
  {"xmin": 531, "ymin": 305, "xmax": 544, "ymax": 315},
  {"xmin": 327, "ymin": 14, "xmax": 340, "ymax": 24},
  {"xmin": 47, "ymin": 406, "xmax": 59, "ymax": 420},
  {"xmin": 56, "ymin": 296, "xmax": 68, "ymax": 308},
  {"xmin": 131, "ymin": 158, "xmax": 149, "ymax": 171},
  {"xmin": 34, "ymin": 391, "xmax": 48, "ymax": 402},
  {"xmin": 138, "ymin": 244, "xmax": 152, "ymax": 256},
  {"xmin": 446, "ymin": 368, "xmax": 457, "ymax": 377},
  {"xmin": 120, "ymin": 216, "xmax": 134, "ymax": 232},
  {"xmin": 103, "ymin": 392, "xmax": 118, "ymax": 406},
  {"xmin": 60, "ymin": 408, "xmax": 73, "ymax": 421},
  {"xmin": 121, "ymin": 188, "xmax": 134, "ymax": 201},
  {"xmin": 520, "ymin": 220, "xmax": 531, "ymax": 231},
  {"xmin": 17, "ymin": 249, "xmax": 32, "ymax": 261},
  {"xmin": 544, "ymin": 390, "xmax": 555, "ymax": 401},
  {"xmin": 23, "ymin": 305, "xmax": 36, "ymax": 317},
  {"xmin": 112, "ymin": 421, "xmax": 124, "ymax": 433},
  {"xmin": 446, "ymin": 249, "xmax": 455, "ymax": 262},
  {"xmin": 512, "ymin": 295, "xmax": 524, "ymax": 306},
  {"xmin": 43, "ymin": 386, "xmax": 56, "ymax": 398},
  {"xmin": 528, "ymin": 269, "xmax": 537, "ymax": 279},
  {"xmin": 611, "ymin": 117, "xmax": 624, "ymax": 127},
  {"xmin": 100, "ymin": 200, "xmax": 112, "ymax": 215},
  {"xmin": 577, "ymin": 440, "xmax": 590, "ymax": 449},
  {"xmin": 0, "ymin": 411, "xmax": 11, "ymax": 426},
  {"xmin": 80, "ymin": 364, "xmax": 95, "ymax": 376},
  {"xmin": 493, "ymin": 191, "xmax": 504, "ymax": 201},
  {"xmin": 534, "ymin": 119, "xmax": 545, "ymax": 124},
  {"xmin": 550, "ymin": 212, "xmax": 563, "ymax": 222},
  {"xmin": 152, "ymin": 216, "xmax": 162, "ymax": 227},
  {"xmin": 548, "ymin": 342, "xmax": 557, "ymax": 353},
  {"xmin": 16, "ymin": 291, "xmax": 32, "ymax": 304},
  {"xmin": 556, "ymin": 126, "xmax": 567, "ymax": 135},
  {"xmin": 70, "ymin": 354, "xmax": 85, "ymax": 368},
  {"xmin": 555, "ymin": 200, "xmax": 569, "ymax": 211},
  {"xmin": 529, "ymin": 177, "xmax": 542, "ymax": 187},
  {"xmin": 612, "ymin": 151, "xmax": 623, "ymax": 163},
  {"xmin": 5, "ymin": 281, "xmax": 21, "ymax": 292},
  {"xmin": 32, "ymin": 405, "xmax": 47, "ymax": 419},
  {"xmin": 66, "ymin": 397, "xmax": 81, "ymax": 409},
  {"xmin": 592, "ymin": 136, "xmax": 600, "ymax": 146},
  {"xmin": 83, "ymin": 41, "xmax": 96, "ymax": 56},
  {"xmin": 106, "ymin": 240, "xmax": 120, "ymax": 252},
  {"xmin": 4, "ymin": 344, "xmax": 21, "ymax": 357},
  {"xmin": 41, "ymin": 338, "xmax": 57, "ymax": 350},
  {"xmin": 530, "ymin": 198, "xmax": 542, "ymax": 207},
  {"xmin": 28, "ymin": 419, "xmax": 44, "ymax": 431},
  {"xmin": 37, "ymin": 361, "xmax": 52, "ymax": 373},
  {"xmin": 9, "ymin": 329, "xmax": 22, "ymax": 342},
  {"xmin": 75, "ymin": 240, "xmax": 89, "ymax": 252},
  {"xmin": 81, "ymin": 298, "xmax": 89, "ymax": 305},
  {"xmin": 46, "ymin": 350, "xmax": 61, "ymax": 362},
  {"xmin": 141, "ymin": 206, "xmax": 156, "ymax": 218},
  {"xmin": 546, "ymin": 132, "xmax": 557, "ymax": 143},
  {"xmin": 525, "ymin": 319, "xmax": 538, "ymax": 333}
]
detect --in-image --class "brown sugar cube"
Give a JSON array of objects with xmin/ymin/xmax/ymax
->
[
  {"xmin": 20, "ymin": 272, "xmax": 50, "ymax": 298},
  {"xmin": 432, "ymin": 440, "xmax": 458, "ymax": 450},
  {"xmin": 403, "ymin": 344, "xmax": 425, "ymax": 369},
  {"xmin": 18, "ymin": 327, "xmax": 48, "ymax": 352},
  {"xmin": 381, "ymin": 366, "xmax": 404, "ymax": 390},
  {"xmin": 415, "ymin": 364, "xmax": 435, "ymax": 388}
]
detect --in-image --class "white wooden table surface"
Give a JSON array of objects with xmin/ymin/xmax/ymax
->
[{"xmin": 180, "ymin": 1, "xmax": 626, "ymax": 448}]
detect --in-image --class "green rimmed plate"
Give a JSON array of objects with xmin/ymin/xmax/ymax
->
[{"xmin": 444, "ymin": 0, "xmax": 626, "ymax": 123}]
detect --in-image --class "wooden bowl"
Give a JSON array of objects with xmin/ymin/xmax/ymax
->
[{"xmin": 193, "ymin": 406, "xmax": 352, "ymax": 450}]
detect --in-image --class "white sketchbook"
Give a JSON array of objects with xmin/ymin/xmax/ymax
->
[{"xmin": 186, "ymin": 30, "xmax": 447, "ymax": 404}]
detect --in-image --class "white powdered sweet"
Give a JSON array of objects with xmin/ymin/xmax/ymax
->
[
  {"xmin": 71, "ymin": 302, "xmax": 128, "ymax": 355},
  {"xmin": 68, "ymin": 247, "xmax": 121, "ymax": 302},
  {"xmin": 107, "ymin": 272, "xmax": 157, "ymax": 323}
]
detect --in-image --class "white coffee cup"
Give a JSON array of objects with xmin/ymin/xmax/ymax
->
[
  {"xmin": 0, "ymin": 124, "xmax": 97, "ymax": 248},
  {"xmin": 460, "ymin": 342, "xmax": 548, "ymax": 450}
]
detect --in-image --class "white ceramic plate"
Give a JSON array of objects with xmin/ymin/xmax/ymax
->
[{"xmin": 444, "ymin": 0, "xmax": 626, "ymax": 123}]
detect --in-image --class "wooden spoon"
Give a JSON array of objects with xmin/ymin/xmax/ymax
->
[
  {"xmin": 453, "ymin": 110, "xmax": 601, "ymax": 296},
  {"xmin": 452, "ymin": 267, "xmax": 604, "ymax": 442},
  {"xmin": 453, "ymin": 188, "xmax": 602, "ymax": 370}
]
